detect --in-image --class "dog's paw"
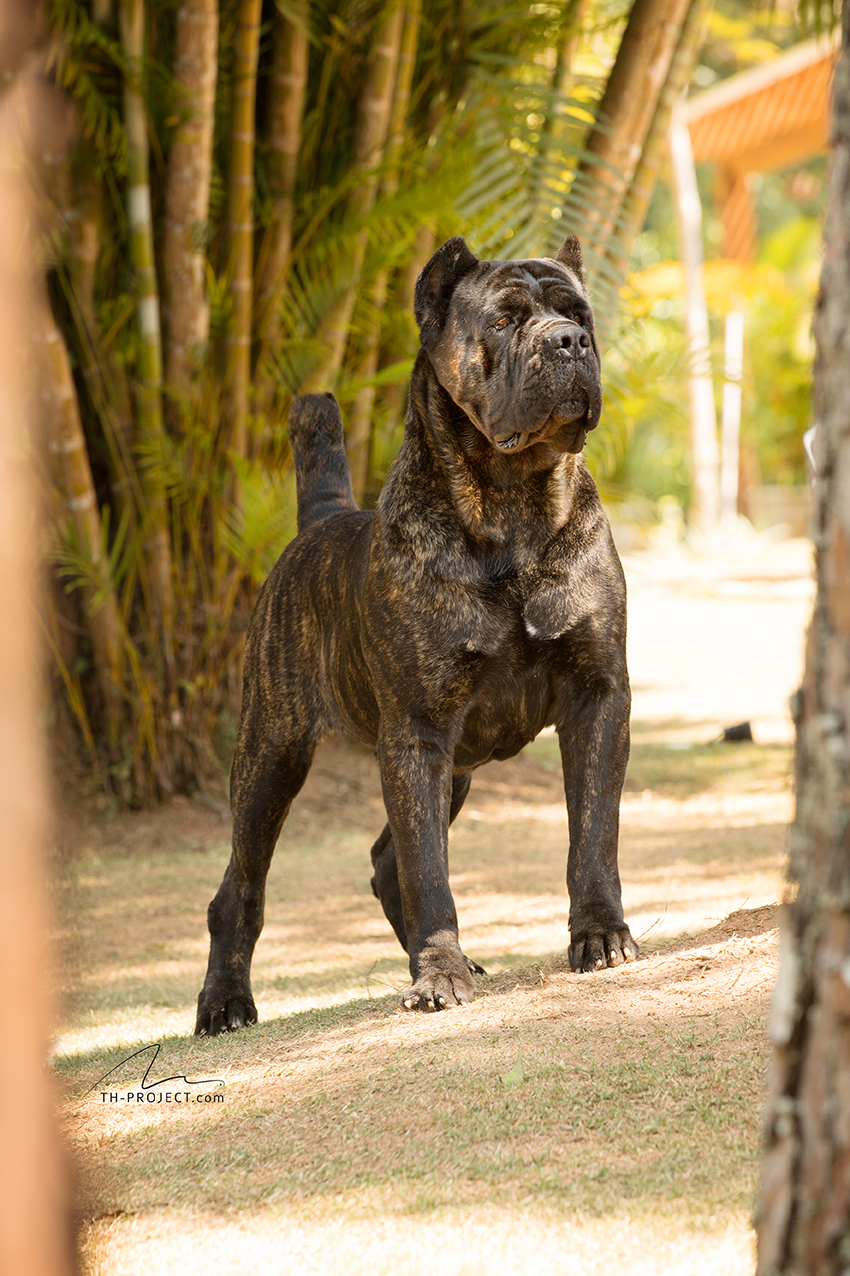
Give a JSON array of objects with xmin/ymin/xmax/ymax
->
[
  {"xmin": 568, "ymin": 927, "xmax": 638, "ymax": 973},
  {"xmin": 400, "ymin": 950, "xmax": 478, "ymax": 1012},
  {"xmin": 194, "ymin": 988, "xmax": 258, "ymax": 1036}
]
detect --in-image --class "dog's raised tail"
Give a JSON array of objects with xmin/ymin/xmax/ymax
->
[{"xmin": 288, "ymin": 394, "xmax": 358, "ymax": 534}]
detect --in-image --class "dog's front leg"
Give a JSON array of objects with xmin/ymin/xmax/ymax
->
[
  {"xmin": 557, "ymin": 667, "xmax": 638, "ymax": 972},
  {"xmin": 377, "ymin": 727, "xmax": 477, "ymax": 1011}
]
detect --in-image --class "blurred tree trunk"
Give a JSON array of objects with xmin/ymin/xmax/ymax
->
[
  {"xmin": 607, "ymin": 0, "xmax": 713, "ymax": 278},
  {"xmin": 755, "ymin": 10, "xmax": 850, "ymax": 1274},
  {"xmin": 0, "ymin": 51, "xmax": 78, "ymax": 1276},
  {"xmin": 58, "ymin": 164, "xmax": 138, "ymax": 528},
  {"xmin": 225, "ymin": 0, "xmax": 262, "ymax": 469},
  {"xmin": 255, "ymin": 2, "xmax": 309, "ymax": 388},
  {"xmin": 163, "ymin": 0, "xmax": 218, "ymax": 405},
  {"xmin": 119, "ymin": 0, "xmax": 179, "ymax": 722},
  {"xmin": 574, "ymin": 0, "xmax": 692, "ymax": 256},
  {"xmin": 346, "ymin": 0, "xmax": 420, "ymax": 499},
  {"xmin": 300, "ymin": 0, "xmax": 404, "ymax": 393}
]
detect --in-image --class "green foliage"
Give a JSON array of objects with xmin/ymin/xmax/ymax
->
[
  {"xmin": 608, "ymin": 223, "xmax": 818, "ymax": 515},
  {"xmin": 220, "ymin": 458, "xmax": 298, "ymax": 583},
  {"xmin": 747, "ymin": 217, "xmax": 819, "ymax": 486},
  {"xmin": 599, "ymin": 312, "xmax": 690, "ymax": 507}
]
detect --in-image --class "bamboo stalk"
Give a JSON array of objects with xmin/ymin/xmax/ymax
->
[
  {"xmin": 346, "ymin": 0, "xmax": 421, "ymax": 499},
  {"xmin": 119, "ymin": 0, "xmax": 179, "ymax": 725},
  {"xmin": 573, "ymin": 0, "xmax": 692, "ymax": 256},
  {"xmin": 59, "ymin": 167, "xmax": 139, "ymax": 530},
  {"xmin": 225, "ymin": 0, "xmax": 262, "ymax": 467},
  {"xmin": 534, "ymin": 0, "xmax": 589, "ymax": 221},
  {"xmin": 254, "ymin": 2, "xmax": 309, "ymax": 374},
  {"xmin": 163, "ymin": 0, "xmax": 219, "ymax": 402},
  {"xmin": 606, "ymin": 0, "xmax": 714, "ymax": 279},
  {"xmin": 38, "ymin": 287, "xmax": 125, "ymax": 749},
  {"xmin": 299, "ymin": 0, "xmax": 405, "ymax": 394},
  {"xmin": 378, "ymin": 224, "xmax": 434, "ymax": 449}
]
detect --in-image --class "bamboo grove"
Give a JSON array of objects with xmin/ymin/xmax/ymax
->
[{"xmin": 38, "ymin": 0, "xmax": 709, "ymax": 801}]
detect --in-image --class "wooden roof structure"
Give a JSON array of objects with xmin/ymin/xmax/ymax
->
[{"xmin": 682, "ymin": 34, "xmax": 839, "ymax": 260}]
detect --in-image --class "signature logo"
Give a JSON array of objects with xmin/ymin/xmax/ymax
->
[{"xmin": 85, "ymin": 1042, "xmax": 225, "ymax": 1105}]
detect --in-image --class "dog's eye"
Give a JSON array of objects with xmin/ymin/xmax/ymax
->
[{"xmin": 491, "ymin": 316, "xmax": 511, "ymax": 332}]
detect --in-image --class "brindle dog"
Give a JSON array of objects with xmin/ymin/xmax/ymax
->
[{"xmin": 194, "ymin": 234, "xmax": 637, "ymax": 1034}]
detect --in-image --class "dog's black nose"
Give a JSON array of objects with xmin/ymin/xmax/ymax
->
[{"xmin": 546, "ymin": 327, "xmax": 591, "ymax": 357}]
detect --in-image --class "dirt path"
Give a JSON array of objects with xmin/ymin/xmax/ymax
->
[{"xmin": 55, "ymin": 533, "xmax": 813, "ymax": 1276}]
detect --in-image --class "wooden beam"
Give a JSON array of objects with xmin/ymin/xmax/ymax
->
[{"xmin": 715, "ymin": 165, "xmax": 757, "ymax": 263}]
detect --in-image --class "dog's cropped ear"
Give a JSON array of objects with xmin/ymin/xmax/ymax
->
[
  {"xmin": 414, "ymin": 236, "xmax": 480, "ymax": 347},
  {"xmin": 553, "ymin": 235, "xmax": 587, "ymax": 293}
]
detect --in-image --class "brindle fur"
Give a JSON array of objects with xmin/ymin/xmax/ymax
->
[{"xmin": 194, "ymin": 234, "xmax": 637, "ymax": 1033}]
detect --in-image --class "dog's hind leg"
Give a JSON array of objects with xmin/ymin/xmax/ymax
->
[
  {"xmin": 194, "ymin": 717, "xmax": 318, "ymax": 1036},
  {"xmin": 369, "ymin": 773, "xmax": 484, "ymax": 974}
]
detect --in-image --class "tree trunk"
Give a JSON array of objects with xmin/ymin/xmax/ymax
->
[
  {"xmin": 345, "ymin": 0, "xmax": 421, "ymax": 499},
  {"xmin": 254, "ymin": 2, "xmax": 309, "ymax": 380},
  {"xmin": 119, "ymin": 0, "xmax": 179, "ymax": 723},
  {"xmin": 573, "ymin": 0, "xmax": 692, "ymax": 256},
  {"xmin": 163, "ymin": 0, "xmax": 218, "ymax": 402},
  {"xmin": 755, "ymin": 10, "xmax": 850, "ymax": 1274},
  {"xmin": 607, "ymin": 0, "xmax": 713, "ymax": 279},
  {"xmin": 299, "ymin": 0, "xmax": 404, "ymax": 393},
  {"xmin": 378, "ymin": 221, "xmax": 434, "ymax": 445},
  {"xmin": 225, "ymin": 0, "xmax": 262, "ymax": 468}
]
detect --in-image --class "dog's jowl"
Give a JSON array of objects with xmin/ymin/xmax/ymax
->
[{"xmin": 194, "ymin": 234, "xmax": 637, "ymax": 1034}]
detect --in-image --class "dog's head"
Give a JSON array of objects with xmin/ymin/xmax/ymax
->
[{"xmin": 414, "ymin": 235, "xmax": 601, "ymax": 455}]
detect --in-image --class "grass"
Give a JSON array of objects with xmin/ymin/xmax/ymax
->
[
  {"xmin": 63, "ymin": 957, "xmax": 768, "ymax": 1224},
  {"xmin": 526, "ymin": 734, "xmax": 793, "ymax": 800}
]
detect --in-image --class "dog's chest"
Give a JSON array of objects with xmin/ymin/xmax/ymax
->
[
  {"xmin": 451, "ymin": 562, "xmax": 571, "ymax": 658},
  {"xmin": 454, "ymin": 636, "xmax": 556, "ymax": 767}
]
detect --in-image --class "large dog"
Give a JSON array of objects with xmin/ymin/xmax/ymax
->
[{"xmin": 195, "ymin": 234, "xmax": 637, "ymax": 1034}]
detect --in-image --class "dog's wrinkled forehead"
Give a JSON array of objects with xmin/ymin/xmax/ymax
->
[
  {"xmin": 414, "ymin": 234, "xmax": 591, "ymax": 349},
  {"xmin": 455, "ymin": 257, "xmax": 588, "ymax": 315}
]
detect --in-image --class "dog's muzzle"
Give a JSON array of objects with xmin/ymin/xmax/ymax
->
[{"xmin": 492, "ymin": 323, "xmax": 598, "ymax": 453}]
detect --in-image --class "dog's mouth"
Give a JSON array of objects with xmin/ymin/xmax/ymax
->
[
  {"xmin": 494, "ymin": 432, "xmax": 522, "ymax": 452},
  {"xmin": 493, "ymin": 397, "xmax": 589, "ymax": 454}
]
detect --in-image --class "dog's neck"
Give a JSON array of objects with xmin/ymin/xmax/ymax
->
[{"xmin": 402, "ymin": 352, "xmax": 579, "ymax": 546}]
